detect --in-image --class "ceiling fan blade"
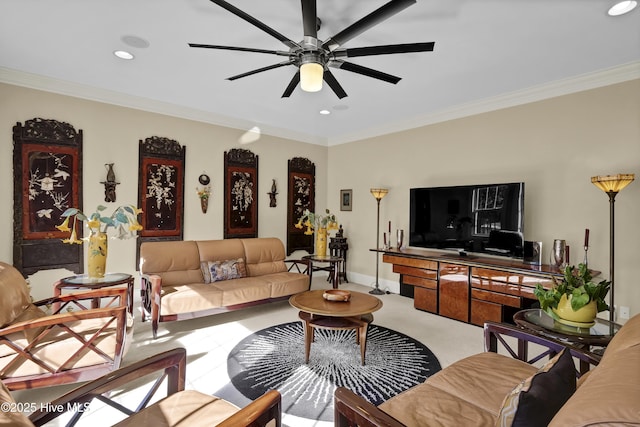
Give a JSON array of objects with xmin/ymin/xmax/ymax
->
[
  {"xmin": 281, "ymin": 72, "xmax": 301, "ymax": 98},
  {"xmin": 322, "ymin": 0, "xmax": 415, "ymax": 52},
  {"xmin": 338, "ymin": 42, "xmax": 435, "ymax": 58},
  {"xmin": 189, "ymin": 43, "xmax": 290, "ymax": 56},
  {"xmin": 323, "ymin": 70, "xmax": 348, "ymax": 99},
  {"xmin": 209, "ymin": 0, "xmax": 299, "ymax": 49},
  {"xmin": 227, "ymin": 60, "xmax": 294, "ymax": 81},
  {"xmin": 331, "ymin": 61, "xmax": 401, "ymax": 84},
  {"xmin": 301, "ymin": 0, "xmax": 318, "ymax": 39}
]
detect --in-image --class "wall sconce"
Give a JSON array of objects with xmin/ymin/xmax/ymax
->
[
  {"xmin": 197, "ymin": 173, "xmax": 211, "ymax": 213},
  {"xmin": 268, "ymin": 179, "xmax": 278, "ymax": 207},
  {"xmin": 101, "ymin": 163, "xmax": 119, "ymax": 203}
]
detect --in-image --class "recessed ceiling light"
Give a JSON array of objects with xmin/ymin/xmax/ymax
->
[
  {"xmin": 608, "ymin": 1, "xmax": 637, "ymax": 16},
  {"xmin": 113, "ymin": 50, "xmax": 134, "ymax": 60},
  {"xmin": 319, "ymin": 110, "xmax": 331, "ymax": 115}
]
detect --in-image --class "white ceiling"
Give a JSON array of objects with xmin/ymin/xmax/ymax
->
[{"xmin": 1, "ymin": 0, "xmax": 639, "ymax": 146}]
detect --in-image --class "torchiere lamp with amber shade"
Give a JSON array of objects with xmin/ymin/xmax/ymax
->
[
  {"xmin": 370, "ymin": 188, "xmax": 389, "ymax": 295},
  {"xmin": 591, "ymin": 173, "xmax": 635, "ymax": 323}
]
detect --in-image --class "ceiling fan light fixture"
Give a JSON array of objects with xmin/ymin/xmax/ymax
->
[
  {"xmin": 608, "ymin": 1, "xmax": 637, "ymax": 15},
  {"xmin": 300, "ymin": 62, "xmax": 324, "ymax": 92}
]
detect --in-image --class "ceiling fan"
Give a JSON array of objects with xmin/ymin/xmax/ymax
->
[{"xmin": 189, "ymin": 0, "xmax": 435, "ymax": 99}]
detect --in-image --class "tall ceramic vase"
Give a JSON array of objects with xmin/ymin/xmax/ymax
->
[
  {"xmin": 315, "ymin": 227, "xmax": 327, "ymax": 257},
  {"xmin": 87, "ymin": 230, "xmax": 108, "ymax": 279}
]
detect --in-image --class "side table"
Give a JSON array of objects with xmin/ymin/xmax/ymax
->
[
  {"xmin": 54, "ymin": 273, "xmax": 134, "ymax": 315},
  {"xmin": 302, "ymin": 255, "xmax": 343, "ymax": 288},
  {"xmin": 329, "ymin": 234, "xmax": 349, "ymax": 283},
  {"xmin": 513, "ymin": 309, "xmax": 621, "ymax": 373}
]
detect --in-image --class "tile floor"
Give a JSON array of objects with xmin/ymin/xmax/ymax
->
[{"xmin": 13, "ymin": 278, "xmax": 485, "ymax": 426}]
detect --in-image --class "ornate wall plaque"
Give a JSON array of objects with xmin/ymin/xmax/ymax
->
[
  {"xmin": 137, "ymin": 136, "xmax": 185, "ymax": 265},
  {"xmin": 287, "ymin": 157, "xmax": 315, "ymax": 255},
  {"xmin": 13, "ymin": 118, "xmax": 83, "ymax": 275},
  {"xmin": 224, "ymin": 148, "xmax": 258, "ymax": 239}
]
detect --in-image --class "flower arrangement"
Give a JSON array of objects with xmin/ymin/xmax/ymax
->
[
  {"xmin": 196, "ymin": 185, "xmax": 211, "ymax": 200},
  {"xmin": 56, "ymin": 204, "xmax": 143, "ymax": 244},
  {"xmin": 295, "ymin": 209, "xmax": 339, "ymax": 235}
]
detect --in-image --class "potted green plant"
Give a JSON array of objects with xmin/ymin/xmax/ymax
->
[{"xmin": 534, "ymin": 263, "xmax": 610, "ymax": 326}]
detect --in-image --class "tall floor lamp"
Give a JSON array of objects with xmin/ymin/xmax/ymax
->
[
  {"xmin": 370, "ymin": 188, "xmax": 389, "ymax": 295},
  {"xmin": 591, "ymin": 173, "xmax": 635, "ymax": 323}
]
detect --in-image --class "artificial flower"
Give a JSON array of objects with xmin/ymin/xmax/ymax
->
[
  {"xmin": 58, "ymin": 204, "xmax": 142, "ymax": 244},
  {"xmin": 297, "ymin": 209, "xmax": 339, "ymax": 233}
]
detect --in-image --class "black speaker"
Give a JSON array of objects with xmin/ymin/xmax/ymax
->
[{"xmin": 523, "ymin": 241, "xmax": 542, "ymax": 265}]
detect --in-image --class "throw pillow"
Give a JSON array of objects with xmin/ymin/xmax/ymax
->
[
  {"xmin": 201, "ymin": 258, "xmax": 247, "ymax": 283},
  {"xmin": 495, "ymin": 348, "xmax": 576, "ymax": 427}
]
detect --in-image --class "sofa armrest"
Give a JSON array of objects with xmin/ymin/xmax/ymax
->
[
  {"xmin": 334, "ymin": 387, "xmax": 405, "ymax": 427},
  {"xmin": 28, "ymin": 348, "xmax": 187, "ymax": 426},
  {"xmin": 139, "ymin": 273, "xmax": 162, "ymax": 338},
  {"xmin": 484, "ymin": 321, "xmax": 601, "ymax": 375}
]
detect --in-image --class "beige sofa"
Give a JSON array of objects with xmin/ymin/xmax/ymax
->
[
  {"xmin": 335, "ymin": 313, "xmax": 640, "ymax": 426},
  {"xmin": 139, "ymin": 237, "xmax": 310, "ymax": 338}
]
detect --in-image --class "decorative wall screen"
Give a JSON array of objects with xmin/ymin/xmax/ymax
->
[
  {"xmin": 287, "ymin": 157, "xmax": 315, "ymax": 255},
  {"xmin": 12, "ymin": 118, "xmax": 84, "ymax": 275},
  {"xmin": 224, "ymin": 148, "xmax": 258, "ymax": 239},
  {"xmin": 137, "ymin": 136, "xmax": 185, "ymax": 265}
]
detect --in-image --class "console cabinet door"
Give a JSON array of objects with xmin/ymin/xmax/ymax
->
[{"xmin": 438, "ymin": 263, "xmax": 470, "ymax": 322}]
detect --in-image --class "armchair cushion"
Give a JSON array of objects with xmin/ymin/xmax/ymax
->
[
  {"xmin": 0, "ymin": 380, "xmax": 34, "ymax": 427},
  {"xmin": 113, "ymin": 390, "xmax": 239, "ymax": 427},
  {"xmin": 0, "ymin": 262, "xmax": 32, "ymax": 328},
  {"xmin": 496, "ymin": 349, "xmax": 576, "ymax": 427}
]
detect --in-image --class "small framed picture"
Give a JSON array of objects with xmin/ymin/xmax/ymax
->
[{"xmin": 340, "ymin": 189, "xmax": 353, "ymax": 211}]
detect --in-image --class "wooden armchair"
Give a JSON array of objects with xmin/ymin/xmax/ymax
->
[
  {"xmin": 0, "ymin": 262, "xmax": 131, "ymax": 390},
  {"xmin": 21, "ymin": 347, "xmax": 282, "ymax": 427}
]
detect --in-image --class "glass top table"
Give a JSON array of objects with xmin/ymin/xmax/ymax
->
[
  {"xmin": 514, "ymin": 309, "xmax": 621, "ymax": 347},
  {"xmin": 55, "ymin": 273, "xmax": 134, "ymax": 314}
]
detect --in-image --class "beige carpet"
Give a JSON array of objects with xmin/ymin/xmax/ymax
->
[{"xmin": 13, "ymin": 278, "xmax": 485, "ymax": 427}]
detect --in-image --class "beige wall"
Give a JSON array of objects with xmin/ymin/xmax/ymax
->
[
  {"xmin": 328, "ymin": 79, "xmax": 640, "ymax": 321},
  {"xmin": 0, "ymin": 83, "xmax": 328, "ymax": 300},
  {"xmin": 1, "ymin": 79, "xmax": 639, "ymax": 321}
]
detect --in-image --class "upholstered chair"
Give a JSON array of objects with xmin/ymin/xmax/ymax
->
[{"xmin": 0, "ymin": 262, "xmax": 132, "ymax": 390}]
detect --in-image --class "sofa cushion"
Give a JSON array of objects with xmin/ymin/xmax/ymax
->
[
  {"xmin": 263, "ymin": 272, "xmax": 310, "ymax": 298},
  {"xmin": 241, "ymin": 238, "xmax": 287, "ymax": 277},
  {"xmin": 210, "ymin": 277, "xmax": 272, "ymax": 306},
  {"xmin": 201, "ymin": 258, "xmax": 247, "ymax": 283},
  {"xmin": 140, "ymin": 241, "xmax": 203, "ymax": 286},
  {"xmin": 0, "ymin": 262, "xmax": 32, "ymax": 328},
  {"xmin": 159, "ymin": 284, "xmax": 224, "ymax": 315},
  {"xmin": 113, "ymin": 390, "xmax": 239, "ymax": 427},
  {"xmin": 380, "ymin": 352, "xmax": 538, "ymax": 426},
  {"xmin": 496, "ymin": 348, "xmax": 576, "ymax": 427}
]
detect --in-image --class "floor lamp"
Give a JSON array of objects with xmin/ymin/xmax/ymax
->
[
  {"xmin": 591, "ymin": 173, "xmax": 635, "ymax": 324},
  {"xmin": 370, "ymin": 188, "xmax": 389, "ymax": 295}
]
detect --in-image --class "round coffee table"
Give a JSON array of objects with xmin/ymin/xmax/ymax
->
[{"xmin": 289, "ymin": 289, "xmax": 383, "ymax": 365}]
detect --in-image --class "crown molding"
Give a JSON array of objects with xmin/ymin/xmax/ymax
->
[
  {"xmin": 327, "ymin": 61, "xmax": 640, "ymax": 146},
  {"xmin": 0, "ymin": 67, "xmax": 327, "ymax": 146},
  {"xmin": 2, "ymin": 62, "xmax": 638, "ymax": 148}
]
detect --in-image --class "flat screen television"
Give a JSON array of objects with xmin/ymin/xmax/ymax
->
[{"xmin": 409, "ymin": 182, "xmax": 525, "ymax": 258}]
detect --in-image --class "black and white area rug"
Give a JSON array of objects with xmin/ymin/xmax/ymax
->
[{"xmin": 223, "ymin": 321, "xmax": 441, "ymax": 422}]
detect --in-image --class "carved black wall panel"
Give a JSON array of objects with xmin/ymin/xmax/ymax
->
[
  {"xmin": 13, "ymin": 118, "xmax": 83, "ymax": 276},
  {"xmin": 224, "ymin": 148, "xmax": 258, "ymax": 239},
  {"xmin": 137, "ymin": 136, "xmax": 185, "ymax": 267},
  {"xmin": 287, "ymin": 157, "xmax": 315, "ymax": 255}
]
